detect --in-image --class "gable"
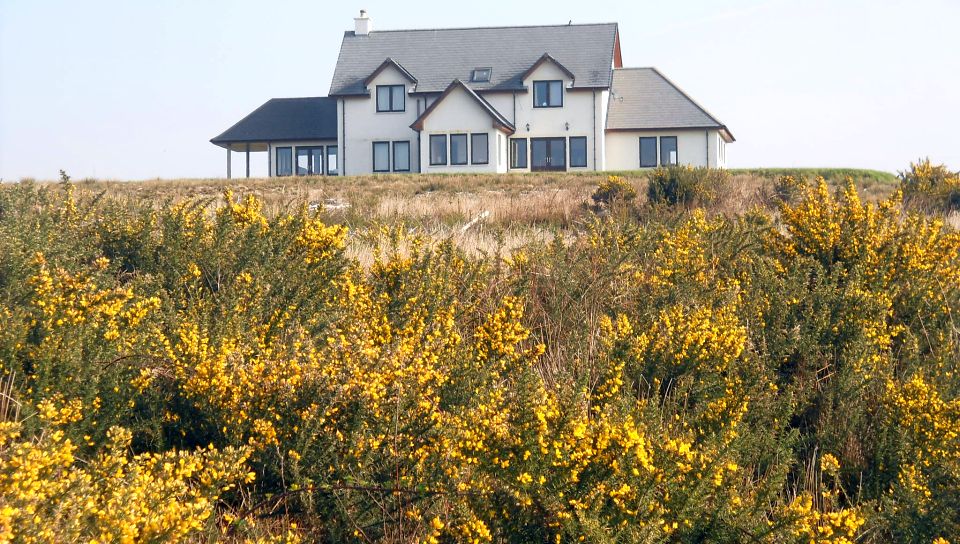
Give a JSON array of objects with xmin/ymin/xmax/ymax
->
[
  {"xmin": 330, "ymin": 23, "xmax": 619, "ymax": 96},
  {"xmin": 411, "ymin": 81, "xmax": 514, "ymax": 133}
]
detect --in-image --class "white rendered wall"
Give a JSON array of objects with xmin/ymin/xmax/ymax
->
[
  {"xmin": 418, "ymin": 85, "xmax": 509, "ymax": 174},
  {"xmin": 340, "ymin": 64, "xmax": 422, "ymax": 175},
  {"xmin": 504, "ymin": 61, "xmax": 600, "ymax": 172},
  {"xmin": 604, "ymin": 129, "xmax": 724, "ymax": 170}
]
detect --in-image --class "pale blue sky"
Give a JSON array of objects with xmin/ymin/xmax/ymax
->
[{"xmin": 1, "ymin": 0, "xmax": 957, "ymax": 180}]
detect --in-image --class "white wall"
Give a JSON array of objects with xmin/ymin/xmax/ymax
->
[
  {"xmin": 339, "ymin": 64, "xmax": 422, "ymax": 175},
  {"xmin": 267, "ymin": 140, "xmax": 338, "ymax": 177},
  {"xmin": 605, "ymin": 129, "xmax": 725, "ymax": 170},
  {"xmin": 505, "ymin": 61, "xmax": 599, "ymax": 172},
  {"xmin": 418, "ymin": 86, "xmax": 509, "ymax": 174}
]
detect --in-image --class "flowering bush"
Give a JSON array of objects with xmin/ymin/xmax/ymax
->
[{"xmin": 0, "ymin": 171, "xmax": 958, "ymax": 542}]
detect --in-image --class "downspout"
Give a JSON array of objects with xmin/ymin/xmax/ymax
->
[{"xmin": 705, "ymin": 130, "xmax": 709, "ymax": 168}]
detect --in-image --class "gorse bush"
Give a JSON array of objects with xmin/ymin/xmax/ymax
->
[
  {"xmin": 591, "ymin": 175, "xmax": 637, "ymax": 207},
  {"xmin": 0, "ymin": 171, "xmax": 958, "ymax": 543},
  {"xmin": 647, "ymin": 165, "xmax": 730, "ymax": 207},
  {"xmin": 899, "ymin": 158, "xmax": 960, "ymax": 211}
]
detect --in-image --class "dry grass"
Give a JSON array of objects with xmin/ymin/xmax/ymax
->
[{"xmin": 18, "ymin": 170, "xmax": 899, "ymax": 256}]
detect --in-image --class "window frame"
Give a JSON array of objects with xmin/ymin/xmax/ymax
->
[
  {"xmin": 569, "ymin": 137, "xmax": 587, "ymax": 168},
  {"xmin": 533, "ymin": 80, "xmax": 563, "ymax": 108},
  {"xmin": 659, "ymin": 136, "xmax": 678, "ymax": 166},
  {"xmin": 376, "ymin": 84, "xmax": 406, "ymax": 113},
  {"xmin": 275, "ymin": 146, "xmax": 293, "ymax": 177},
  {"xmin": 392, "ymin": 141, "xmax": 411, "ymax": 172},
  {"xmin": 471, "ymin": 133, "xmax": 489, "ymax": 165},
  {"xmin": 510, "ymin": 138, "xmax": 528, "ymax": 169},
  {"xmin": 471, "ymin": 67, "xmax": 492, "ymax": 83},
  {"xmin": 450, "ymin": 133, "xmax": 468, "ymax": 166},
  {"xmin": 639, "ymin": 137, "xmax": 658, "ymax": 168},
  {"xmin": 326, "ymin": 146, "xmax": 339, "ymax": 175},
  {"xmin": 429, "ymin": 134, "xmax": 448, "ymax": 166},
  {"xmin": 372, "ymin": 141, "xmax": 391, "ymax": 173}
]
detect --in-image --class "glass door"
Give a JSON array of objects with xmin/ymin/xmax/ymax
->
[
  {"xmin": 530, "ymin": 138, "xmax": 567, "ymax": 172},
  {"xmin": 295, "ymin": 146, "xmax": 325, "ymax": 175}
]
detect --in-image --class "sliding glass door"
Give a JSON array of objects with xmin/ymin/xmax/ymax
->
[{"xmin": 295, "ymin": 146, "xmax": 324, "ymax": 175}]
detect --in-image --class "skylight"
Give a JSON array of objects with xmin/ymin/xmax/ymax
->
[{"xmin": 471, "ymin": 67, "xmax": 492, "ymax": 83}]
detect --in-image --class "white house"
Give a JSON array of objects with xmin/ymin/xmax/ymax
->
[{"xmin": 211, "ymin": 11, "xmax": 734, "ymax": 177}]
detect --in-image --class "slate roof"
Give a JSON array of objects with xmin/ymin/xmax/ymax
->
[
  {"xmin": 410, "ymin": 80, "xmax": 515, "ymax": 133},
  {"xmin": 607, "ymin": 68, "xmax": 734, "ymax": 140},
  {"xmin": 210, "ymin": 97, "xmax": 338, "ymax": 145},
  {"xmin": 329, "ymin": 23, "xmax": 619, "ymax": 96}
]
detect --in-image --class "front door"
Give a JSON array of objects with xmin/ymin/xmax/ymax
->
[{"xmin": 530, "ymin": 138, "xmax": 566, "ymax": 172}]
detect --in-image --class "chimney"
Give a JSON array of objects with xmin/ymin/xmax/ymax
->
[{"xmin": 354, "ymin": 10, "xmax": 372, "ymax": 36}]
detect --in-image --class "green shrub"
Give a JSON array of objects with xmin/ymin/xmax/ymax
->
[{"xmin": 647, "ymin": 166, "xmax": 729, "ymax": 207}]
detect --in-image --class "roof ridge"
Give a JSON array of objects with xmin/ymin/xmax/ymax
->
[
  {"xmin": 350, "ymin": 21, "xmax": 618, "ymax": 35},
  {"xmin": 268, "ymin": 96, "xmax": 331, "ymax": 101}
]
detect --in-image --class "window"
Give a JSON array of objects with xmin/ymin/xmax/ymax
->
[
  {"xmin": 660, "ymin": 136, "xmax": 678, "ymax": 166},
  {"xmin": 639, "ymin": 137, "xmax": 657, "ymax": 168},
  {"xmin": 471, "ymin": 133, "xmax": 489, "ymax": 164},
  {"xmin": 393, "ymin": 141, "xmax": 410, "ymax": 172},
  {"xmin": 275, "ymin": 146, "xmax": 292, "ymax": 177},
  {"xmin": 376, "ymin": 85, "xmax": 405, "ymax": 112},
  {"xmin": 471, "ymin": 67, "xmax": 492, "ymax": 82},
  {"xmin": 429, "ymin": 135, "xmax": 447, "ymax": 166},
  {"xmin": 510, "ymin": 138, "xmax": 527, "ymax": 169},
  {"xmin": 569, "ymin": 137, "xmax": 587, "ymax": 168},
  {"xmin": 373, "ymin": 141, "xmax": 390, "ymax": 172},
  {"xmin": 450, "ymin": 134, "xmax": 468, "ymax": 165},
  {"xmin": 326, "ymin": 146, "xmax": 338, "ymax": 175},
  {"xmin": 295, "ymin": 146, "xmax": 324, "ymax": 175},
  {"xmin": 533, "ymin": 80, "xmax": 563, "ymax": 108}
]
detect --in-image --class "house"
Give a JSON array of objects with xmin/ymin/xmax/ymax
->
[{"xmin": 211, "ymin": 11, "xmax": 734, "ymax": 177}]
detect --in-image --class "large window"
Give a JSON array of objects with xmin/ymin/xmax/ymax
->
[
  {"xmin": 275, "ymin": 146, "xmax": 292, "ymax": 177},
  {"xmin": 510, "ymin": 138, "xmax": 528, "ymax": 169},
  {"xmin": 639, "ymin": 137, "xmax": 657, "ymax": 168},
  {"xmin": 393, "ymin": 141, "xmax": 410, "ymax": 172},
  {"xmin": 296, "ymin": 146, "xmax": 324, "ymax": 175},
  {"xmin": 569, "ymin": 137, "xmax": 587, "ymax": 168},
  {"xmin": 533, "ymin": 80, "xmax": 563, "ymax": 108},
  {"xmin": 376, "ymin": 85, "xmax": 405, "ymax": 112},
  {"xmin": 326, "ymin": 146, "xmax": 338, "ymax": 175},
  {"xmin": 429, "ymin": 135, "xmax": 447, "ymax": 166},
  {"xmin": 450, "ymin": 134, "xmax": 468, "ymax": 165},
  {"xmin": 660, "ymin": 136, "xmax": 678, "ymax": 166},
  {"xmin": 373, "ymin": 141, "xmax": 390, "ymax": 172},
  {"xmin": 471, "ymin": 133, "xmax": 489, "ymax": 164}
]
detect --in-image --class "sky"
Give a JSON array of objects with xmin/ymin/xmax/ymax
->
[{"xmin": 0, "ymin": 0, "xmax": 958, "ymax": 180}]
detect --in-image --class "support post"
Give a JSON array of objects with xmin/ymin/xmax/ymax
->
[
  {"xmin": 226, "ymin": 148, "xmax": 232, "ymax": 179},
  {"xmin": 245, "ymin": 143, "xmax": 250, "ymax": 178}
]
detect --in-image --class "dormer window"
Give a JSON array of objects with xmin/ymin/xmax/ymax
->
[
  {"xmin": 471, "ymin": 68, "xmax": 492, "ymax": 83},
  {"xmin": 533, "ymin": 80, "xmax": 563, "ymax": 108},
  {"xmin": 376, "ymin": 85, "xmax": 405, "ymax": 112}
]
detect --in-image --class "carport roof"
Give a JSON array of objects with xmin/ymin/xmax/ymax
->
[{"xmin": 210, "ymin": 97, "xmax": 338, "ymax": 147}]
